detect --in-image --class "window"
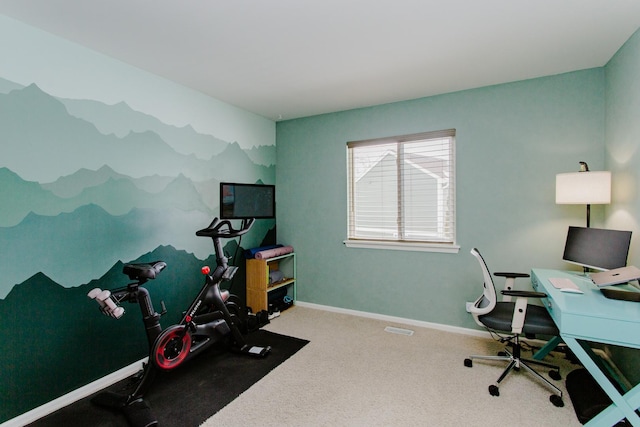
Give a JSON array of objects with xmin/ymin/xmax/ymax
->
[{"xmin": 346, "ymin": 129, "xmax": 458, "ymax": 253}]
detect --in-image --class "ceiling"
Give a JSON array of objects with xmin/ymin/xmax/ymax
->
[{"xmin": 1, "ymin": 1, "xmax": 640, "ymax": 122}]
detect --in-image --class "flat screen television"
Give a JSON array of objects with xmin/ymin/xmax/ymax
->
[
  {"xmin": 220, "ymin": 182, "xmax": 275, "ymax": 220},
  {"xmin": 562, "ymin": 226, "xmax": 632, "ymax": 271}
]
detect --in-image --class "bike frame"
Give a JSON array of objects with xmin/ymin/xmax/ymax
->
[{"xmin": 89, "ymin": 217, "xmax": 268, "ymax": 407}]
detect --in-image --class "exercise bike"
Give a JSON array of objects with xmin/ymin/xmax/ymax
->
[{"xmin": 88, "ymin": 217, "xmax": 271, "ymax": 427}]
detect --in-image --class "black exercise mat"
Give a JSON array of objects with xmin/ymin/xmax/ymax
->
[{"xmin": 28, "ymin": 330, "xmax": 308, "ymax": 427}]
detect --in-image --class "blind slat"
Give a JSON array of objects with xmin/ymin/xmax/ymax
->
[{"xmin": 347, "ymin": 130, "xmax": 456, "ymax": 244}]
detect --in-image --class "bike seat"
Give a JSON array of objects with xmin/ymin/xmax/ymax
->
[{"xmin": 123, "ymin": 261, "xmax": 167, "ymax": 281}]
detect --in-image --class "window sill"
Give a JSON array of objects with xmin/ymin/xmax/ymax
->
[{"xmin": 343, "ymin": 239, "xmax": 460, "ymax": 253}]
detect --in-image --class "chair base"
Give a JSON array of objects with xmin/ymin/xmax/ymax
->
[{"xmin": 464, "ymin": 346, "xmax": 564, "ymax": 407}]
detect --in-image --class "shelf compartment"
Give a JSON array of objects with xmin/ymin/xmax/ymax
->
[{"xmin": 246, "ymin": 252, "xmax": 296, "ymax": 312}]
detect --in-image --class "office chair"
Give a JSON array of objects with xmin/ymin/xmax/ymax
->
[{"xmin": 463, "ymin": 248, "xmax": 564, "ymax": 407}]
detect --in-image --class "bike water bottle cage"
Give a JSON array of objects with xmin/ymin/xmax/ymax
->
[
  {"xmin": 123, "ymin": 261, "xmax": 167, "ymax": 282},
  {"xmin": 195, "ymin": 217, "xmax": 255, "ymax": 239}
]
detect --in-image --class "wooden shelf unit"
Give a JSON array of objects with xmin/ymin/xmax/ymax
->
[{"xmin": 246, "ymin": 252, "xmax": 296, "ymax": 312}]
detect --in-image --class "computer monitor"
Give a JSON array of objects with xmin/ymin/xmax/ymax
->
[
  {"xmin": 220, "ymin": 182, "xmax": 276, "ymax": 220},
  {"xmin": 562, "ymin": 226, "xmax": 632, "ymax": 271}
]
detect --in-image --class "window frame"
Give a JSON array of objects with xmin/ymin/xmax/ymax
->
[{"xmin": 344, "ymin": 129, "xmax": 459, "ymax": 253}]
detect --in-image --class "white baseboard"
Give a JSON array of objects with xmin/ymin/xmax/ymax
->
[
  {"xmin": 7, "ymin": 302, "xmax": 474, "ymax": 426},
  {"xmin": 294, "ymin": 301, "xmax": 564, "ymax": 349},
  {"xmin": 0, "ymin": 302, "xmax": 500, "ymax": 426},
  {"xmin": 1, "ymin": 358, "xmax": 147, "ymax": 427},
  {"xmin": 9, "ymin": 301, "xmax": 628, "ymax": 426},
  {"xmin": 294, "ymin": 300, "xmax": 491, "ymax": 338},
  {"xmin": 294, "ymin": 301, "xmax": 633, "ymax": 388}
]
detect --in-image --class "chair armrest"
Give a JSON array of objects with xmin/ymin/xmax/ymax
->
[
  {"xmin": 494, "ymin": 272, "xmax": 529, "ymax": 279},
  {"xmin": 501, "ymin": 290, "xmax": 547, "ymax": 299},
  {"xmin": 503, "ymin": 290, "xmax": 549, "ymax": 334},
  {"xmin": 494, "ymin": 272, "xmax": 530, "ymax": 303}
]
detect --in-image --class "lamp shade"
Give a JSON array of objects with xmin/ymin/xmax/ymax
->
[{"xmin": 555, "ymin": 171, "xmax": 611, "ymax": 204}]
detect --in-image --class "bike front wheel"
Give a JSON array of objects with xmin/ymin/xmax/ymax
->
[{"xmin": 152, "ymin": 325, "xmax": 191, "ymax": 370}]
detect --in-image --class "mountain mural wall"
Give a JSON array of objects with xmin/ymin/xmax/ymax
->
[
  {"xmin": 1, "ymin": 82, "xmax": 275, "ymax": 183},
  {"xmin": 0, "ymin": 244, "xmax": 251, "ymax": 422},
  {"xmin": 0, "ymin": 75, "xmax": 276, "ymax": 422},
  {"xmin": 0, "ymin": 79, "xmax": 276, "ymax": 298}
]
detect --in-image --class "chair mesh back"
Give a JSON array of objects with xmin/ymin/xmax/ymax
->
[{"xmin": 470, "ymin": 248, "xmax": 498, "ymax": 312}]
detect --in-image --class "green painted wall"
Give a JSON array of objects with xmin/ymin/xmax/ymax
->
[
  {"xmin": 606, "ymin": 27, "xmax": 640, "ymax": 250},
  {"xmin": 604, "ymin": 28, "xmax": 640, "ymax": 384},
  {"xmin": 277, "ymin": 27, "xmax": 640, "ymax": 388},
  {"xmin": 276, "ymin": 69, "xmax": 606, "ymax": 329},
  {"xmin": 3, "ymin": 10, "xmax": 640, "ymax": 422},
  {"xmin": 0, "ymin": 15, "xmax": 275, "ymax": 421}
]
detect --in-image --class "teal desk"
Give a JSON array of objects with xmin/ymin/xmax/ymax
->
[{"xmin": 531, "ymin": 269, "xmax": 640, "ymax": 427}]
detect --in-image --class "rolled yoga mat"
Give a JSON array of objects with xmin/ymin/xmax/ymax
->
[
  {"xmin": 254, "ymin": 245, "xmax": 294, "ymax": 259},
  {"xmin": 244, "ymin": 244, "xmax": 283, "ymax": 259}
]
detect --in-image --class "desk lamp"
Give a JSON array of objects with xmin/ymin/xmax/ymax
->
[{"xmin": 556, "ymin": 162, "xmax": 611, "ymax": 227}]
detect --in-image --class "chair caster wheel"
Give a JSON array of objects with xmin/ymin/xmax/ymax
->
[
  {"xmin": 488, "ymin": 385, "xmax": 500, "ymax": 396},
  {"xmin": 550, "ymin": 395, "xmax": 564, "ymax": 407},
  {"xmin": 464, "ymin": 358, "xmax": 472, "ymax": 367},
  {"xmin": 549, "ymin": 370, "xmax": 561, "ymax": 381}
]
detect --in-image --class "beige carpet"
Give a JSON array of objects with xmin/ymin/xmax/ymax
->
[{"xmin": 201, "ymin": 305, "xmax": 583, "ymax": 426}]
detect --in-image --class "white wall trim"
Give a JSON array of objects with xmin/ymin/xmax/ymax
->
[
  {"xmin": 295, "ymin": 301, "xmax": 634, "ymax": 388},
  {"xmin": 1, "ymin": 358, "xmax": 147, "ymax": 427},
  {"xmin": 344, "ymin": 239, "xmax": 460, "ymax": 253},
  {"xmin": 294, "ymin": 300, "xmax": 490, "ymax": 338},
  {"xmin": 5, "ymin": 301, "xmax": 579, "ymax": 426},
  {"xmin": 1, "ymin": 301, "xmax": 494, "ymax": 426},
  {"xmin": 294, "ymin": 301, "xmax": 561, "ymax": 350}
]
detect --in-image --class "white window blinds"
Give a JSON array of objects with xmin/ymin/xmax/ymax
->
[{"xmin": 347, "ymin": 129, "xmax": 456, "ymax": 245}]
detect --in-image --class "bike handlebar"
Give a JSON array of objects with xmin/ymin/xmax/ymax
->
[
  {"xmin": 88, "ymin": 288, "xmax": 125, "ymax": 319},
  {"xmin": 195, "ymin": 217, "xmax": 255, "ymax": 239}
]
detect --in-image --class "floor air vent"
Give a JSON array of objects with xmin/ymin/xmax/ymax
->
[{"xmin": 384, "ymin": 326, "xmax": 414, "ymax": 336}]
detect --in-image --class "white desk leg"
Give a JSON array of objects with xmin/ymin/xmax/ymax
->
[{"xmin": 563, "ymin": 336, "xmax": 640, "ymax": 427}]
